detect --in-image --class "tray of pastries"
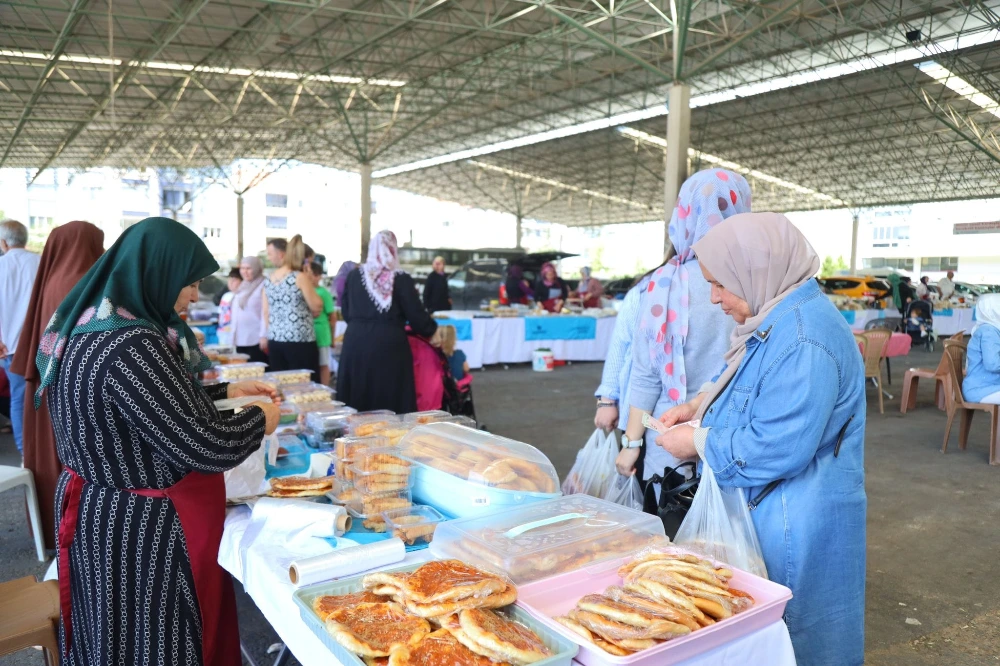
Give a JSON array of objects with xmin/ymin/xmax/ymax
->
[{"xmin": 291, "ymin": 559, "xmax": 578, "ymax": 665}]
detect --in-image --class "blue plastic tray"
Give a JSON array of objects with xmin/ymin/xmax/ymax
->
[
  {"xmin": 291, "ymin": 563, "xmax": 579, "ymax": 666},
  {"xmin": 410, "ymin": 463, "xmax": 561, "ymax": 518}
]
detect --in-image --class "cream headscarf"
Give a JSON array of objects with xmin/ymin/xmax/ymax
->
[
  {"xmin": 692, "ymin": 213, "xmax": 820, "ymax": 418},
  {"xmin": 974, "ymin": 293, "xmax": 1000, "ymax": 333}
]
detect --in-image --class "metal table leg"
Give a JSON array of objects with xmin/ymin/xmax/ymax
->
[{"xmin": 241, "ymin": 642, "xmax": 292, "ymax": 666}]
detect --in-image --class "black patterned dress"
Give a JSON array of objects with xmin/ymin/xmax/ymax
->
[{"xmin": 51, "ymin": 326, "xmax": 265, "ymax": 666}]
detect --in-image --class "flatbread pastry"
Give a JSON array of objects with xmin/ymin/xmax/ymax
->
[
  {"xmin": 576, "ymin": 594, "xmax": 692, "ymax": 636},
  {"xmin": 325, "ymin": 602, "xmax": 430, "ymax": 657},
  {"xmin": 401, "ymin": 584, "xmax": 517, "ymax": 618},
  {"xmin": 312, "ymin": 590, "xmax": 387, "ymax": 620},
  {"xmin": 567, "ymin": 608, "xmax": 689, "ymax": 642},
  {"xmin": 458, "ymin": 608, "xmax": 552, "ymax": 665},
  {"xmin": 471, "ymin": 460, "xmax": 517, "ymax": 485},
  {"xmin": 266, "ymin": 487, "xmax": 328, "ymax": 498},
  {"xmin": 602, "ymin": 586, "xmax": 701, "ymax": 631},
  {"xmin": 384, "ymin": 560, "xmax": 508, "ymax": 605},
  {"xmin": 269, "ymin": 475, "xmax": 335, "ymax": 491},
  {"xmin": 388, "ymin": 629, "xmax": 506, "ymax": 666}
]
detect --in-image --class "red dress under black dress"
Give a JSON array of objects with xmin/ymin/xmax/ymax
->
[{"xmin": 51, "ymin": 326, "xmax": 265, "ymax": 666}]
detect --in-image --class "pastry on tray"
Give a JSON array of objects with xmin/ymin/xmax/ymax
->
[
  {"xmin": 387, "ymin": 628, "xmax": 505, "ymax": 666},
  {"xmin": 365, "ymin": 560, "xmax": 507, "ymax": 605},
  {"xmin": 312, "ymin": 590, "xmax": 386, "ymax": 621},
  {"xmin": 266, "ymin": 475, "xmax": 336, "ymax": 497},
  {"xmin": 324, "ymin": 602, "xmax": 430, "ymax": 658},
  {"xmin": 455, "ymin": 608, "xmax": 552, "ymax": 665}
]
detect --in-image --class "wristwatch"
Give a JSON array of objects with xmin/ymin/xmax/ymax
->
[{"xmin": 621, "ymin": 436, "xmax": 643, "ymax": 449}]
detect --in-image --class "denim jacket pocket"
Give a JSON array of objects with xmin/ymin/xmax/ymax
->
[{"xmin": 728, "ymin": 385, "xmax": 753, "ymax": 413}]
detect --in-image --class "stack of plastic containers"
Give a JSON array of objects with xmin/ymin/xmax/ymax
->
[
  {"xmin": 263, "ymin": 369, "xmax": 313, "ymax": 386},
  {"xmin": 301, "ymin": 407, "xmax": 358, "ymax": 448},
  {"xmin": 281, "ymin": 383, "xmax": 337, "ymax": 405},
  {"xmin": 216, "ymin": 362, "xmax": 267, "ymax": 381},
  {"xmin": 345, "ymin": 446, "xmax": 415, "ymax": 531}
]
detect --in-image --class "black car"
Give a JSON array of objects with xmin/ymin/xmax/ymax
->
[
  {"xmin": 448, "ymin": 251, "xmax": 577, "ymax": 310},
  {"xmin": 603, "ymin": 276, "xmax": 638, "ymax": 300}
]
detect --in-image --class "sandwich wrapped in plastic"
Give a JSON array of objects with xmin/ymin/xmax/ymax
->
[{"xmin": 430, "ymin": 495, "xmax": 669, "ymax": 584}]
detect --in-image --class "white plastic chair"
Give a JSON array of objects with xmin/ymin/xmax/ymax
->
[{"xmin": 0, "ymin": 466, "xmax": 46, "ymax": 561}]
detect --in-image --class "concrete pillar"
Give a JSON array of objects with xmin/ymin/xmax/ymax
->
[
  {"xmin": 236, "ymin": 193, "xmax": 244, "ymax": 261},
  {"xmin": 664, "ymin": 83, "xmax": 691, "ymax": 255},
  {"xmin": 849, "ymin": 212, "xmax": 860, "ymax": 272},
  {"xmin": 515, "ymin": 214, "xmax": 523, "ymax": 250},
  {"xmin": 360, "ymin": 162, "xmax": 372, "ymax": 262}
]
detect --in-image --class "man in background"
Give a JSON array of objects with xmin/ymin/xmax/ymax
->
[
  {"xmin": 423, "ymin": 255, "xmax": 451, "ymax": 313},
  {"xmin": 266, "ymin": 238, "xmax": 287, "ymax": 268},
  {"xmin": 0, "ymin": 220, "xmax": 41, "ymax": 454},
  {"xmin": 938, "ymin": 270, "xmax": 956, "ymax": 301}
]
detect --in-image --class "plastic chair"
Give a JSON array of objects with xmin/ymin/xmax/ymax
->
[
  {"xmin": 900, "ymin": 332, "xmax": 964, "ymax": 414},
  {"xmin": 940, "ymin": 354, "xmax": 1000, "ymax": 464},
  {"xmin": 865, "ymin": 317, "xmax": 903, "ymax": 333},
  {"xmin": 943, "ymin": 338, "xmax": 967, "ymax": 378},
  {"xmin": 0, "ymin": 576, "xmax": 60, "ymax": 665},
  {"xmin": 0, "ymin": 467, "xmax": 46, "ymax": 561},
  {"xmin": 859, "ymin": 330, "xmax": 891, "ymax": 414}
]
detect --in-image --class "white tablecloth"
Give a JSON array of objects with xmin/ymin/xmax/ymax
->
[
  {"xmin": 842, "ymin": 308, "xmax": 974, "ymax": 336},
  {"xmin": 219, "ymin": 507, "xmax": 796, "ymax": 666}
]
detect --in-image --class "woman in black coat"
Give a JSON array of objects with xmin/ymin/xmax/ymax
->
[{"xmin": 337, "ymin": 231, "xmax": 438, "ymax": 412}]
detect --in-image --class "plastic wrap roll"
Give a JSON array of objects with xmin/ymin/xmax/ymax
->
[
  {"xmin": 288, "ymin": 537, "xmax": 406, "ymax": 587},
  {"xmin": 251, "ymin": 498, "xmax": 351, "ymax": 538}
]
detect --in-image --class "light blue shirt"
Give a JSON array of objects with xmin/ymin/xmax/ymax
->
[
  {"xmin": 701, "ymin": 279, "xmax": 867, "ymax": 666},
  {"xmin": 963, "ymin": 325, "xmax": 1000, "ymax": 402},
  {"xmin": 594, "ymin": 282, "xmax": 642, "ymax": 432}
]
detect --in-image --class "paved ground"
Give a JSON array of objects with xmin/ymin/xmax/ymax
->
[{"xmin": 2, "ymin": 347, "xmax": 1000, "ymax": 665}]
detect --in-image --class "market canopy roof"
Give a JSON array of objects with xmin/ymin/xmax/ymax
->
[{"xmin": 2, "ymin": 0, "xmax": 1000, "ymax": 224}]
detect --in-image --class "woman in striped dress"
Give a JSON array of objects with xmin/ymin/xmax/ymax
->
[{"xmin": 39, "ymin": 218, "xmax": 280, "ymax": 666}]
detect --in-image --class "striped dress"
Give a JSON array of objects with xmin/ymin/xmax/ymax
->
[{"xmin": 51, "ymin": 326, "xmax": 265, "ymax": 666}]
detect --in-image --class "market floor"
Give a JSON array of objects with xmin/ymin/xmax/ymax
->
[{"xmin": 2, "ymin": 348, "xmax": 999, "ymax": 665}]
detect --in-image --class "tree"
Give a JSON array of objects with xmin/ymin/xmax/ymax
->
[{"xmin": 821, "ymin": 255, "xmax": 849, "ymax": 276}]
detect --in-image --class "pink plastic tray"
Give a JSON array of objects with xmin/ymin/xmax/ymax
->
[{"xmin": 516, "ymin": 554, "xmax": 792, "ymax": 666}]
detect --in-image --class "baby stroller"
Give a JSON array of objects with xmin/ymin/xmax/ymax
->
[
  {"xmin": 408, "ymin": 332, "xmax": 477, "ymax": 421},
  {"xmin": 904, "ymin": 300, "xmax": 935, "ymax": 351}
]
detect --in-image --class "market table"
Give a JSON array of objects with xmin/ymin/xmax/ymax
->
[
  {"xmin": 219, "ymin": 505, "xmax": 798, "ymax": 666},
  {"xmin": 336, "ymin": 313, "xmax": 617, "ymax": 369},
  {"xmin": 840, "ymin": 308, "xmax": 974, "ymax": 336}
]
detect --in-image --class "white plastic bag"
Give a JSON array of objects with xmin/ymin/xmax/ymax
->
[
  {"xmin": 561, "ymin": 429, "xmax": 617, "ymax": 497},
  {"xmin": 223, "ymin": 434, "xmax": 275, "ymax": 499},
  {"xmin": 673, "ymin": 460, "xmax": 768, "ymax": 578},
  {"xmin": 604, "ymin": 473, "xmax": 643, "ymax": 511}
]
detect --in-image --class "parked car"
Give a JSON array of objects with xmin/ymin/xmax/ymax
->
[
  {"xmin": 953, "ymin": 281, "xmax": 984, "ymax": 303},
  {"xmin": 978, "ymin": 284, "xmax": 1000, "ymax": 294},
  {"xmin": 448, "ymin": 252, "xmax": 576, "ymax": 310},
  {"xmin": 603, "ymin": 276, "xmax": 638, "ymax": 300},
  {"xmin": 817, "ymin": 276, "xmax": 892, "ymax": 302}
]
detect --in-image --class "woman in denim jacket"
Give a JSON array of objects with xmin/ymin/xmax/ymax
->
[{"xmin": 657, "ymin": 213, "xmax": 867, "ymax": 666}]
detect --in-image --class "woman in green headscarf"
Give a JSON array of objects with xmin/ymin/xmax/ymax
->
[{"xmin": 44, "ymin": 218, "xmax": 280, "ymax": 666}]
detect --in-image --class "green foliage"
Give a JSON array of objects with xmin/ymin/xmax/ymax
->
[{"xmin": 821, "ymin": 255, "xmax": 849, "ymax": 276}]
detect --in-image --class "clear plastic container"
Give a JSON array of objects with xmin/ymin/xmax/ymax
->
[
  {"xmin": 295, "ymin": 401, "xmax": 346, "ymax": 422},
  {"xmin": 430, "ymin": 495, "xmax": 669, "ymax": 584},
  {"xmin": 326, "ymin": 482, "xmax": 359, "ymax": 506},
  {"xmin": 202, "ymin": 344, "xmax": 235, "ymax": 356},
  {"xmin": 345, "ymin": 489, "xmax": 413, "ymax": 530},
  {"xmin": 333, "ymin": 435, "xmax": 388, "ymax": 481},
  {"xmin": 437, "ymin": 415, "xmax": 477, "ymax": 428},
  {"xmin": 382, "ymin": 505, "xmax": 446, "ymax": 545},
  {"xmin": 264, "ymin": 369, "xmax": 313, "ymax": 385},
  {"xmin": 304, "ymin": 408, "xmax": 358, "ymax": 433},
  {"xmin": 278, "ymin": 403, "xmax": 299, "ymax": 425},
  {"xmin": 281, "ymin": 383, "xmax": 337, "ymax": 405},
  {"xmin": 347, "ymin": 411, "xmax": 400, "ymax": 437},
  {"xmin": 372, "ymin": 422, "xmax": 418, "ymax": 446},
  {"xmin": 217, "ymin": 352, "xmax": 251, "ymax": 365},
  {"xmin": 265, "ymin": 434, "xmax": 312, "ymax": 478},
  {"xmin": 349, "ymin": 465, "xmax": 415, "ymax": 493},
  {"xmin": 353, "ymin": 447, "xmax": 412, "ymax": 475},
  {"xmin": 402, "ymin": 410, "xmax": 451, "ymax": 424},
  {"xmin": 399, "ymin": 422, "xmax": 559, "ymax": 493},
  {"xmin": 216, "ymin": 362, "xmax": 267, "ymax": 381},
  {"xmin": 275, "ymin": 423, "xmax": 304, "ymax": 437}
]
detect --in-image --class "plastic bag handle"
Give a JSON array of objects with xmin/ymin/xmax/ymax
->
[{"xmin": 503, "ymin": 512, "xmax": 591, "ymax": 538}]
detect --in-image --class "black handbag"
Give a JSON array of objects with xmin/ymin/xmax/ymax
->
[{"xmin": 643, "ymin": 461, "xmax": 700, "ymax": 540}]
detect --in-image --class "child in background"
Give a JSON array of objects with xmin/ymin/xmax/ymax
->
[
  {"xmin": 309, "ymin": 261, "xmax": 337, "ymax": 385},
  {"xmin": 216, "ymin": 267, "xmax": 242, "ymax": 346},
  {"xmin": 434, "ymin": 325, "xmax": 469, "ymax": 381}
]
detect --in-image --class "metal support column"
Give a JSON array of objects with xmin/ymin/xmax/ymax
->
[
  {"xmin": 664, "ymin": 83, "xmax": 691, "ymax": 254},
  {"xmin": 515, "ymin": 214, "xmax": 523, "ymax": 250},
  {"xmin": 236, "ymin": 193, "xmax": 244, "ymax": 262},
  {"xmin": 360, "ymin": 163, "xmax": 372, "ymax": 261},
  {"xmin": 849, "ymin": 212, "xmax": 860, "ymax": 271}
]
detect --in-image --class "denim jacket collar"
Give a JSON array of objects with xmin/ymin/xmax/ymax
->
[{"xmin": 749, "ymin": 279, "xmax": 821, "ymax": 345}]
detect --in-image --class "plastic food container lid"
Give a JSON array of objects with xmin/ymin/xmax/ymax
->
[
  {"xmin": 214, "ymin": 396, "xmax": 272, "ymax": 412},
  {"xmin": 296, "ymin": 401, "xmax": 347, "ymax": 420},
  {"xmin": 402, "ymin": 410, "xmax": 451, "ymax": 424},
  {"xmin": 348, "ymin": 464, "xmax": 415, "ymax": 493},
  {"xmin": 381, "ymin": 504, "xmax": 446, "ymax": 545},
  {"xmin": 304, "ymin": 408, "xmax": 357, "ymax": 432},
  {"xmin": 398, "ymin": 422, "xmax": 559, "ymax": 494},
  {"xmin": 217, "ymin": 352, "xmax": 251, "ymax": 364},
  {"xmin": 345, "ymin": 489, "xmax": 412, "ymax": 520},
  {"xmin": 430, "ymin": 495, "xmax": 669, "ymax": 584},
  {"xmin": 334, "ymin": 435, "xmax": 389, "ymax": 461},
  {"xmin": 216, "ymin": 362, "xmax": 268, "ymax": 379},
  {"xmin": 264, "ymin": 369, "xmax": 314, "ymax": 385},
  {"xmin": 348, "ymin": 412, "xmax": 402, "ymax": 437},
  {"xmin": 281, "ymin": 383, "xmax": 337, "ymax": 404}
]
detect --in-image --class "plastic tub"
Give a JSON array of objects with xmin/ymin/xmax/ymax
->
[
  {"xmin": 398, "ymin": 422, "xmax": 560, "ymax": 517},
  {"xmin": 264, "ymin": 369, "xmax": 314, "ymax": 385},
  {"xmin": 296, "ymin": 401, "xmax": 347, "ymax": 422},
  {"xmin": 349, "ymin": 465, "xmax": 414, "ymax": 494},
  {"xmin": 347, "ymin": 411, "xmax": 401, "ymax": 437},
  {"xmin": 402, "ymin": 410, "xmax": 451, "ymax": 424},
  {"xmin": 346, "ymin": 489, "xmax": 412, "ymax": 531},
  {"xmin": 515, "ymin": 554, "xmax": 793, "ymax": 666},
  {"xmin": 202, "ymin": 344, "xmax": 235, "ymax": 355},
  {"xmin": 217, "ymin": 352, "xmax": 251, "ymax": 365},
  {"xmin": 281, "ymin": 383, "xmax": 337, "ymax": 405},
  {"xmin": 532, "ymin": 349, "xmax": 555, "ymax": 372},
  {"xmin": 381, "ymin": 505, "xmax": 446, "ymax": 545},
  {"xmin": 265, "ymin": 435, "xmax": 311, "ymax": 478},
  {"xmin": 305, "ymin": 408, "xmax": 358, "ymax": 434},
  {"xmin": 291, "ymin": 563, "xmax": 578, "ymax": 666},
  {"xmin": 216, "ymin": 362, "xmax": 267, "ymax": 381},
  {"xmin": 326, "ymin": 483, "xmax": 359, "ymax": 506},
  {"xmin": 278, "ymin": 403, "xmax": 299, "ymax": 425},
  {"xmin": 430, "ymin": 495, "xmax": 668, "ymax": 585}
]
